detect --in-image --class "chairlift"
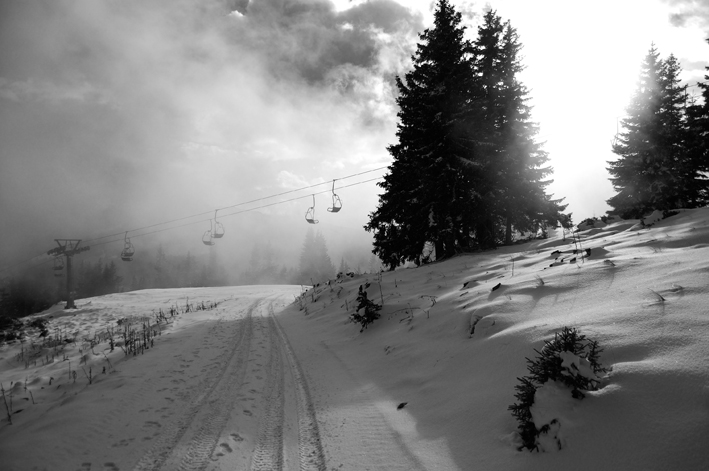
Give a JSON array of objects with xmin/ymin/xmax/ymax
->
[
  {"xmin": 53, "ymin": 256, "xmax": 64, "ymax": 276},
  {"xmin": 121, "ymin": 232, "xmax": 135, "ymax": 261},
  {"xmin": 305, "ymin": 194, "xmax": 319, "ymax": 224},
  {"xmin": 213, "ymin": 210, "xmax": 225, "ymax": 239},
  {"xmin": 202, "ymin": 226, "xmax": 215, "ymax": 246},
  {"xmin": 327, "ymin": 180, "xmax": 342, "ymax": 213}
]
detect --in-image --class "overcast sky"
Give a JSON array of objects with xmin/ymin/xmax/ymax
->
[{"xmin": 1, "ymin": 0, "xmax": 708, "ymax": 272}]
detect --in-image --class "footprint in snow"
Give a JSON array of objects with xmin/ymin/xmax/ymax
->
[{"xmin": 220, "ymin": 442, "xmax": 233, "ymax": 453}]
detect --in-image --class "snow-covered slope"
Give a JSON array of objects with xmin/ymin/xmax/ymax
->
[{"xmin": 1, "ymin": 208, "xmax": 709, "ymax": 470}]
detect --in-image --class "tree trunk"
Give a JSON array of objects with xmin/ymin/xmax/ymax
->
[{"xmin": 435, "ymin": 239, "xmax": 444, "ymax": 262}]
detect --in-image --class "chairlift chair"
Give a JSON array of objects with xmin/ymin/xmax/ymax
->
[
  {"xmin": 327, "ymin": 180, "xmax": 342, "ymax": 213},
  {"xmin": 213, "ymin": 210, "xmax": 225, "ymax": 238},
  {"xmin": 121, "ymin": 232, "xmax": 135, "ymax": 261},
  {"xmin": 202, "ymin": 229, "xmax": 215, "ymax": 246},
  {"xmin": 53, "ymin": 256, "xmax": 64, "ymax": 276},
  {"xmin": 305, "ymin": 194, "xmax": 319, "ymax": 224},
  {"xmin": 53, "ymin": 256, "xmax": 64, "ymax": 270}
]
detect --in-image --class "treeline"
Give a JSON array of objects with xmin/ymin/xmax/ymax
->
[
  {"xmin": 366, "ymin": 4, "xmax": 569, "ymax": 269},
  {"xmin": 366, "ymin": 1, "xmax": 708, "ymax": 269},
  {"xmin": 241, "ymin": 228, "xmax": 382, "ymax": 286},
  {"xmin": 1, "ymin": 229, "xmax": 379, "ymax": 319},
  {"xmin": 118, "ymin": 246, "xmax": 226, "ymax": 291},
  {"xmin": 607, "ymin": 45, "xmax": 709, "ymax": 217},
  {"xmin": 0, "ymin": 271, "xmax": 58, "ymax": 319}
]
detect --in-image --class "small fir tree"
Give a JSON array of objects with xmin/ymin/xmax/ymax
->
[
  {"xmin": 509, "ymin": 327, "xmax": 606, "ymax": 451},
  {"xmin": 350, "ymin": 285, "xmax": 382, "ymax": 332}
]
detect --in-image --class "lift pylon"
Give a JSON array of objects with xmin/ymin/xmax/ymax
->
[{"xmin": 47, "ymin": 239, "xmax": 90, "ymax": 309}]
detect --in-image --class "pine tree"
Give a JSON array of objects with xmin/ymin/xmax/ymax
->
[
  {"xmin": 469, "ymin": 10, "xmax": 505, "ymax": 246},
  {"xmin": 365, "ymin": 0, "xmax": 484, "ymax": 265},
  {"xmin": 509, "ymin": 327, "xmax": 606, "ymax": 451},
  {"xmin": 683, "ymin": 40, "xmax": 709, "ymax": 206},
  {"xmin": 366, "ymin": 5, "xmax": 566, "ymax": 264},
  {"xmin": 298, "ymin": 229, "xmax": 335, "ymax": 284},
  {"xmin": 473, "ymin": 12, "xmax": 567, "ymax": 245},
  {"xmin": 101, "ymin": 261, "xmax": 122, "ymax": 294},
  {"xmin": 338, "ymin": 257, "xmax": 350, "ymax": 274},
  {"xmin": 607, "ymin": 46, "xmax": 705, "ymax": 217},
  {"xmin": 154, "ymin": 245, "xmax": 168, "ymax": 288}
]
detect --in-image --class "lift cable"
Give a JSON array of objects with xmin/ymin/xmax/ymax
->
[
  {"xmin": 0, "ymin": 175, "xmax": 384, "ymax": 275},
  {"xmin": 86, "ymin": 177, "xmax": 382, "ymax": 249},
  {"xmin": 80, "ymin": 166, "xmax": 387, "ymax": 246}
]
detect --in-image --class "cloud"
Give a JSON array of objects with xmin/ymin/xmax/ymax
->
[
  {"xmin": 276, "ymin": 170, "xmax": 311, "ymax": 189},
  {"xmin": 661, "ymin": 0, "xmax": 709, "ymax": 31},
  {"xmin": 0, "ymin": 77, "xmax": 112, "ymax": 104},
  {"xmin": 682, "ymin": 58, "xmax": 709, "ymax": 71},
  {"xmin": 0, "ymin": 0, "xmax": 416, "ymax": 267},
  {"xmin": 230, "ymin": 0, "xmax": 422, "ymax": 83}
]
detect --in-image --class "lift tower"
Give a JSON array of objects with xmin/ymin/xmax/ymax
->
[{"xmin": 47, "ymin": 239, "xmax": 90, "ymax": 309}]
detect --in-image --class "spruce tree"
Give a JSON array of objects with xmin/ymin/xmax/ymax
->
[
  {"xmin": 683, "ymin": 40, "xmax": 709, "ymax": 206},
  {"xmin": 469, "ymin": 10, "xmax": 504, "ymax": 246},
  {"xmin": 367, "ymin": 4, "xmax": 567, "ymax": 264},
  {"xmin": 298, "ymin": 228, "xmax": 335, "ymax": 284},
  {"xmin": 338, "ymin": 257, "xmax": 350, "ymax": 274},
  {"xmin": 607, "ymin": 46, "xmax": 705, "ymax": 217},
  {"xmin": 473, "ymin": 12, "xmax": 566, "ymax": 245},
  {"xmin": 365, "ymin": 0, "xmax": 484, "ymax": 265}
]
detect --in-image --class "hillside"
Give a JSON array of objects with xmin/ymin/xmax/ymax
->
[{"xmin": 1, "ymin": 208, "xmax": 708, "ymax": 470}]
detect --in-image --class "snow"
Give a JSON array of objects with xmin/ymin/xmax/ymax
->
[
  {"xmin": 529, "ymin": 381, "xmax": 578, "ymax": 452},
  {"xmin": 2, "ymin": 208, "xmax": 709, "ymax": 470},
  {"xmin": 559, "ymin": 350, "xmax": 601, "ymax": 383}
]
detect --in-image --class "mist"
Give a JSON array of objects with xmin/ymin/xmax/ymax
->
[{"xmin": 0, "ymin": 0, "xmax": 425, "ymax": 279}]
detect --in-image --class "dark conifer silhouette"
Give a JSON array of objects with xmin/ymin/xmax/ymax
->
[
  {"xmin": 366, "ymin": 3, "xmax": 567, "ymax": 267},
  {"xmin": 608, "ymin": 45, "xmax": 708, "ymax": 217},
  {"xmin": 684, "ymin": 40, "xmax": 709, "ymax": 207},
  {"xmin": 365, "ymin": 0, "xmax": 488, "ymax": 267},
  {"xmin": 474, "ymin": 11, "xmax": 567, "ymax": 245}
]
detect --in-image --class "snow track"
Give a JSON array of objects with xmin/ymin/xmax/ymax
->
[
  {"xmin": 129, "ymin": 294, "xmax": 326, "ymax": 471},
  {"xmin": 250, "ymin": 312, "xmax": 285, "ymax": 471},
  {"xmin": 132, "ymin": 298, "xmax": 261, "ymax": 471},
  {"xmin": 249, "ymin": 302, "xmax": 326, "ymax": 471},
  {"xmin": 268, "ymin": 304, "xmax": 327, "ymax": 471}
]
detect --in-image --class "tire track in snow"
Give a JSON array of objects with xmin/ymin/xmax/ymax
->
[
  {"xmin": 269, "ymin": 302, "xmax": 327, "ymax": 471},
  {"xmin": 132, "ymin": 298, "xmax": 264, "ymax": 471},
  {"xmin": 250, "ymin": 310, "xmax": 285, "ymax": 471}
]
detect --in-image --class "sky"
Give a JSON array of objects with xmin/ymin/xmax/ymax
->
[{"xmin": 1, "ymin": 0, "xmax": 708, "ymax": 272}]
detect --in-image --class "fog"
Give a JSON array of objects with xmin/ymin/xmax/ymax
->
[
  {"xmin": 0, "ymin": 0, "xmax": 424, "ymax": 277},
  {"xmin": 3, "ymin": 0, "xmax": 708, "ymax": 281}
]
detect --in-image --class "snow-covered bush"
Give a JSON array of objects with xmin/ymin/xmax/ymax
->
[
  {"xmin": 350, "ymin": 285, "xmax": 381, "ymax": 332},
  {"xmin": 641, "ymin": 209, "xmax": 680, "ymax": 227},
  {"xmin": 509, "ymin": 327, "xmax": 606, "ymax": 451}
]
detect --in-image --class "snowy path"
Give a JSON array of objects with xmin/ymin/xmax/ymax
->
[
  {"xmin": 129, "ymin": 292, "xmax": 327, "ymax": 471},
  {"xmin": 0, "ymin": 285, "xmax": 447, "ymax": 471}
]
